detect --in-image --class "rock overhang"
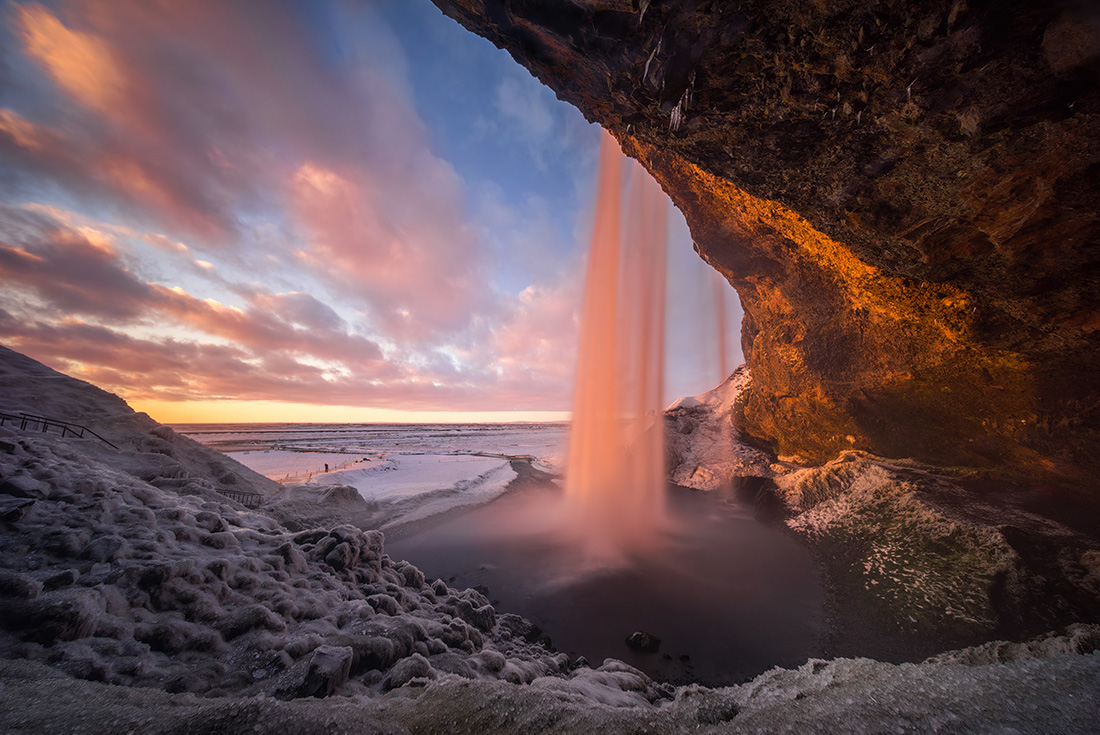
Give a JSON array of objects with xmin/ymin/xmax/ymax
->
[{"xmin": 431, "ymin": 0, "xmax": 1100, "ymax": 489}]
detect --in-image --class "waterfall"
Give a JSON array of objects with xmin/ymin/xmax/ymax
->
[{"xmin": 565, "ymin": 131, "xmax": 668, "ymax": 559}]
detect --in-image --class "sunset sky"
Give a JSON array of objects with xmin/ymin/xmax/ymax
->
[{"xmin": 0, "ymin": 0, "xmax": 742, "ymax": 423}]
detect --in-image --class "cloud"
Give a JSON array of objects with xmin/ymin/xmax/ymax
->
[
  {"xmin": 0, "ymin": 205, "xmax": 154, "ymax": 320},
  {"xmin": 496, "ymin": 75, "xmax": 554, "ymax": 141},
  {"xmin": 0, "ymin": 310, "xmax": 571, "ymax": 411},
  {"xmin": 0, "ymin": 1, "xmax": 593, "ymax": 414},
  {"xmin": 5, "ymin": 2, "xmax": 505, "ymax": 341},
  {"xmin": 0, "ymin": 202, "xmax": 576, "ymax": 411},
  {"xmin": 16, "ymin": 3, "xmax": 127, "ymax": 115},
  {"xmin": 288, "ymin": 158, "xmax": 490, "ymax": 340},
  {"xmin": 490, "ymin": 276, "xmax": 581, "ymax": 386},
  {"xmin": 0, "ymin": 205, "xmax": 389, "ymax": 368}
]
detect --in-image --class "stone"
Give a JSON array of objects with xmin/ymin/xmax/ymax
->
[
  {"xmin": 366, "ymin": 594, "xmax": 399, "ymax": 616},
  {"xmin": 0, "ymin": 570, "xmax": 41, "ymax": 599},
  {"xmin": 81, "ymin": 535, "xmax": 125, "ymax": 563},
  {"xmin": 384, "ymin": 653, "xmax": 434, "ymax": 690},
  {"xmin": 1, "ymin": 589, "xmax": 103, "ymax": 643},
  {"xmin": 320, "ymin": 485, "xmax": 367, "ymax": 506},
  {"xmin": 42, "ymin": 569, "xmax": 78, "ymax": 591},
  {"xmin": 0, "ymin": 496, "xmax": 34, "ymax": 523},
  {"xmin": 324, "ymin": 542, "xmax": 354, "ymax": 571},
  {"xmin": 625, "ymin": 630, "xmax": 662, "ymax": 653},
  {"xmin": 0, "ymin": 475, "xmax": 47, "ymax": 499},
  {"xmin": 218, "ymin": 604, "xmax": 284, "ymax": 640},
  {"xmin": 300, "ymin": 645, "xmax": 353, "ymax": 698}
]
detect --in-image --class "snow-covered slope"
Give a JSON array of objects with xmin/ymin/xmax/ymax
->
[
  {"xmin": 0, "ymin": 344, "xmax": 278, "ymax": 503},
  {"xmin": 0, "ymin": 345, "xmax": 573, "ymax": 698},
  {"xmin": 664, "ymin": 366, "xmax": 773, "ymax": 489}
]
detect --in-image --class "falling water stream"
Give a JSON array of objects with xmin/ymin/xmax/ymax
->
[
  {"xmin": 389, "ymin": 131, "xmax": 825, "ymax": 684},
  {"xmin": 564, "ymin": 132, "xmax": 669, "ymax": 561}
]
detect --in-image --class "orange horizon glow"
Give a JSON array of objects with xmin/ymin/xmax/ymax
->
[{"xmin": 129, "ymin": 398, "xmax": 570, "ymax": 425}]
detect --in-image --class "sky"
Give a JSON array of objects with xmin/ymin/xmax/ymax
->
[{"xmin": 0, "ymin": 0, "xmax": 742, "ymax": 424}]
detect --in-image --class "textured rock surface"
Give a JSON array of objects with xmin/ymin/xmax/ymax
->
[
  {"xmin": 432, "ymin": 0, "xmax": 1100, "ymax": 486},
  {"xmin": 773, "ymin": 451, "xmax": 1100, "ymax": 655},
  {"xmin": 0, "ymin": 348, "xmax": 571, "ymax": 698},
  {"xmin": 2, "ymin": 632, "xmax": 1098, "ymax": 734},
  {"xmin": 665, "ymin": 366, "xmax": 773, "ymax": 489}
]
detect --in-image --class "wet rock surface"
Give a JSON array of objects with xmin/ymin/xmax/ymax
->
[
  {"xmin": 625, "ymin": 631, "xmax": 661, "ymax": 654},
  {"xmin": 772, "ymin": 450, "xmax": 1100, "ymax": 659},
  {"xmin": 431, "ymin": 0, "xmax": 1100, "ymax": 487}
]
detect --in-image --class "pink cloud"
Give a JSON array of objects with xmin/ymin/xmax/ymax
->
[
  {"xmin": 490, "ymin": 277, "xmax": 581, "ymax": 388},
  {"xmin": 0, "ymin": 206, "xmax": 389, "ymax": 372},
  {"xmin": 0, "ymin": 204, "xmax": 575, "ymax": 410},
  {"xmin": 7, "ymin": 1, "xmax": 497, "ymax": 344},
  {"xmin": 0, "ymin": 311, "xmax": 569, "ymax": 411},
  {"xmin": 289, "ymin": 160, "xmax": 491, "ymax": 339},
  {"xmin": 0, "ymin": 2, "xmax": 590, "ymax": 413}
]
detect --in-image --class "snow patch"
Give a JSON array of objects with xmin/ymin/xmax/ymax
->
[{"xmin": 664, "ymin": 365, "xmax": 773, "ymax": 489}]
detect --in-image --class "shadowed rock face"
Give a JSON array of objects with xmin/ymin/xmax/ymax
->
[{"xmin": 433, "ymin": 0, "xmax": 1100, "ymax": 485}]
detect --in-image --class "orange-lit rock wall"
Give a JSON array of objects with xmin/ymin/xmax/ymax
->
[{"xmin": 433, "ymin": 0, "xmax": 1100, "ymax": 484}]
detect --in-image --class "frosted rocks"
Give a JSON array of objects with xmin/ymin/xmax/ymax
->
[
  {"xmin": 384, "ymin": 652, "xmax": 434, "ymax": 690},
  {"xmin": 80, "ymin": 535, "xmax": 126, "ymax": 563},
  {"xmin": 0, "ymin": 571, "xmax": 41, "ymax": 600},
  {"xmin": 624, "ymin": 630, "xmax": 661, "ymax": 653},
  {"xmin": 319, "ymin": 484, "xmax": 367, "ymax": 506},
  {"xmin": 498, "ymin": 613, "xmax": 545, "ymax": 645},
  {"xmin": 0, "ymin": 496, "xmax": 34, "ymax": 523},
  {"xmin": 284, "ymin": 644, "xmax": 354, "ymax": 699},
  {"xmin": 0, "ymin": 428, "xmax": 569, "ymax": 700},
  {"xmin": 1, "ymin": 589, "xmax": 104, "ymax": 643}
]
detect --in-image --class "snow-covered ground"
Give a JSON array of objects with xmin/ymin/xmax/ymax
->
[
  {"xmin": 664, "ymin": 366, "xmax": 774, "ymax": 489},
  {"xmin": 178, "ymin": 422, "xmax": 568, "ymax": 472},
  {"xmin": 219, "ymin": 450, "xmax": 364, "ymax": 482},
  {"xmin": 2, "ymin": 345, "xmax": 1098, "ymax": 733},
  {"xmin": 177, "ymin": 423, "xmax": 565, "ymax": 527}
]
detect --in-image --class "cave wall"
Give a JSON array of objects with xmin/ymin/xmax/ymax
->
[{"xmin": 432, "ymin": 0, "xmax": 1100, "ymax": 485}]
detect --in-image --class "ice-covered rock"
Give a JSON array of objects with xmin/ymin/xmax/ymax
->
[
  {"xmin": 664, "ymin": 366, "xmax": 773, "ymax": 489},
  {"xmin": 0, "ymin": 347, "xmax": 569, "ymax": 701},
  {"xmin": 0, "ymin": 344, "xmax": 279, "ymax": 506},
  {"xmin": 772, "ymin": 451, "xmax": 1100, "ymax": 644}
]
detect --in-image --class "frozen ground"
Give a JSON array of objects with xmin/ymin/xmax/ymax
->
[
  {"xmin": 179, "ymin": 422, "xmax": 568, "ymax": 474},
  {"xmin": 1, "ymin": 345, "xmax": 1098, "ymax": 733},
  {"xmin": 2, "ymin": 627, "xmax": 1098, "ymax": 734},
  {"xmin": 219, "ymin": 450, "xmax": 365, "ymax": 482},
  {"xmin": 179, "ymin": 422, "xmax": 562, "ymax": 530}
]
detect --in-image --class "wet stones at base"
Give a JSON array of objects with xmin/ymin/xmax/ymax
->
[{"xmin": 625, "ymin": 630, "xmax": 662, "ymax": 653}]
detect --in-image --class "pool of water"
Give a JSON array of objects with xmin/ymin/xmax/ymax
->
[{"xmin": 388, "ymin": 478, "xmax": 826, "ymax": 685}]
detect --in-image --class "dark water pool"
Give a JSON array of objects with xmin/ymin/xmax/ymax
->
[{"xmin": 388, "ymin": 479, "xmax": 826, "ymax": 685}]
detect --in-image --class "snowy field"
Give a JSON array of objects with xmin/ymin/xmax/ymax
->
[{"xmin": 176, "ymin": 423, "xmax": 568, "ymax": 525}]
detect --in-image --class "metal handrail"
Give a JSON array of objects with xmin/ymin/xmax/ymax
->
[
  {"xmin": 219, "ymin": 490, "xmax": 263, "ymax": 508},
  {"xmin": 0, "ymin": 411, "xmax": 119, "ymax": 449}
]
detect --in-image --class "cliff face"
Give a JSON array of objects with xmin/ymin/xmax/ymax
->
[{"xmin": 432, "ymin": 0, "xmax": 1100, "ymax": 485}]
